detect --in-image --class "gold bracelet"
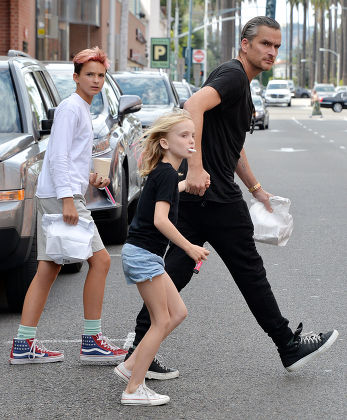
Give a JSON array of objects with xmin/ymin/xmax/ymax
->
[{"xmin": 248, "ymin": 182, "xmax": 261, "ymax": 193}]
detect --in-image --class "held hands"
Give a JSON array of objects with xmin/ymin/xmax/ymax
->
[
  {"xmin": 62, "ymin": 197, "xmax": 79, "ymax": 225},
  {"xmin": 186, "ymin": 244, "xmax": 210, "ymax": 264},
  {"xmin": 252, "ymin": 187, "xmax": 273, "ymax": 213},
  {"xmin": 185, "ymin": 167, "xmax": 211, "ymax": 196},
  {"xmin": 89, "ymin": 172, "xmax": 110, "ymax": 189}
]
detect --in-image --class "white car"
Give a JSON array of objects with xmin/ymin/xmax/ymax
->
[{"xmin": 265, "ymin": 80, "xmax": 291, "ymax": 107}]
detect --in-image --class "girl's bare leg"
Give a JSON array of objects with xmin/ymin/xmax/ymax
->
[
  {"xmin": 84, "ymin": 248, "xmax": 110, "ymax": 319},
  {"xmin": 125, "ymin": 272, "xmax": 187, "ymax": 393},
  {"xmin": 20, "ymin": 260, "xmax": 61, "ymax": 326}
]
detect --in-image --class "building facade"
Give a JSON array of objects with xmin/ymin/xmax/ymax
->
[{"xmin": 0, "ymin": 0, "xmax": 148, "ymax": 70}]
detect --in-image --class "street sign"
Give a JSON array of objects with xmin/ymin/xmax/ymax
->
[
  {"xmin": 192, "ymin": 49, "xmax": 205, "ymax": 64},
  {"xmin": 151, "ymin": 38, "xmax": 170, "ymax": 68}
]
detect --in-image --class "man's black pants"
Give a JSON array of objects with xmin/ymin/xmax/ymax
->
[{"xmin": 132, "ymin": 199, "xmax": 293, "ymax": 348}]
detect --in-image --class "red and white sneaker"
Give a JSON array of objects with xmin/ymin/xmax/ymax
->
[
  {"xmin": 80, "ymin": 333, "xmax": 127, "ymax": 362},
  {"xmin": 9, "ymin": 338, "xmax": 64, "ymax": 365}
]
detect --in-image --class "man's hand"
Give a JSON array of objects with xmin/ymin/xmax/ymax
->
[
  {"xmin": 252, "ymin": 188, "xmax": 273, "ymax": 212},
  {"xmin": 62, "ymin": 197, "xmax": 79, "ymax": 225},
  {"xmin": 89, "ymin": 172, "xmax": 110, "ymax": 189},
  {"xmin": 185, "ymin": 244, "xmax": 210, "ymax": 263},
  {"xmin": 185, "ymin": 167, "xmax": 211, "ymax": 196}
]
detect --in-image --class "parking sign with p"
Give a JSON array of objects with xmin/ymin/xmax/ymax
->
[{"xmin": 151, "ymin": 38, "xmax": 170, "ymax": 69}]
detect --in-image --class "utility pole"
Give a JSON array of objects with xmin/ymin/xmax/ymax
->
[
  {"xmin": 119, "ymin": 0, "xmax": 129, "ymax": 71},
  {"xmin": 203, "ymin": 0, "xmax": 209, "ymax": 83},
  {"xmin": 108, "ymin": 0, "xmax": 116, "ymax": 72},
  {"xmin": 187, "ymin": 0, "xmax": 193, "ymax": 83},
  {"xmin": 174, "ymin": 1, "xmax": 179, "ymax": 81}
]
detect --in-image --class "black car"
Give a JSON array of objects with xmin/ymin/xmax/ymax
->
[
  {"xmin": 113, "ymin": 71, "xmax": 180, "ymax": 128},
  {"xmin": 320, "ymin": 91, "xmax": 347, "ymax": 113},
  {"xmin": 252, "ymin": 95, "xmax": 269, "ymax": 130}
]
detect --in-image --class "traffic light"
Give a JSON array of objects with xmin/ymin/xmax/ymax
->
[{"xmin": 266, "ymin": 0, "xmax": 276, "ymax": 19}]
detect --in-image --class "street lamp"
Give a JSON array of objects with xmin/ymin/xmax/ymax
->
[
  {"xmin": 319, "ymin": 47, "xmax": 340, "ymax": 87},
  {"xmin": 301, "ymin": 58, "xmax": 317, "ymax": 86}
]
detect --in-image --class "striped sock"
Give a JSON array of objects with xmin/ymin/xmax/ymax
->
[
  {"xmin": 84, "ymin": 319, "xmax": 102, "ymax": 336},
  {"xmin": 16, "ymin": 325, "xmax": 37, "ymax": 340}
]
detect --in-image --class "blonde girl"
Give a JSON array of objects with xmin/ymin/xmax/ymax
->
[{"xmin": 114, "ymin": 110, "xmax": 209, "ymax": 406}]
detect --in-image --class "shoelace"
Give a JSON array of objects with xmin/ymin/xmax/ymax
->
[
  {"xmin": 97, "ymin": 334, "xmax": 119, "ymax": 351},
  {"xmin": 299, "ymin": 332, "xmax": 322, "ymax": 344},
  {"xmin": 123, "ymin": 332, "xmax": 135, "ymax": 350},
  {"xmin": 153, "ymin": 354, "xmax": 168, "ymax": 370},
  {"xmin": 29, "ymin": 339, "xmax": 48, "ymax": 360}
]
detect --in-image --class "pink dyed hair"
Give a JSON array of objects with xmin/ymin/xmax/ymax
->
[{"xmin": 73, "ymin": 46, "xmax": 110, "ymax": 74}]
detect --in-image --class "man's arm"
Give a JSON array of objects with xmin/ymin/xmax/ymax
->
[
  {"xmin": 236, "ymin": 148, "xmax": 273, "ymax": 212},
  {"xmin": 183, "ymin": 86, "xmax": 221, "ymax": 196}
]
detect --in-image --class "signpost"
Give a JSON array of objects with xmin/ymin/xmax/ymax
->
[{"xmin": 151, "ymin": 38, "xmax": 170, "ymax": 69}]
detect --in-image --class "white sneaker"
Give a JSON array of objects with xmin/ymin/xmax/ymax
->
[
  {"xmin": 114, "ymin": 361, "xmax": 131, "ymax": 383},
  {"xmin": 121, "ymin": 383, "xmax": 170, "ymax": 406}
]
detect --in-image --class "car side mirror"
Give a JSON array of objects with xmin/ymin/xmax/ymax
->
[
  {"xmin": 118, "ymin": 95, "xmax": 142, "ymax": 126},
  {"xmin": 179, "ymin": 99, "xmax": 186, "ymax": 109},
  {"xmin": 40, "ymin": 107, "xmax": 56, "ymax": 136}
]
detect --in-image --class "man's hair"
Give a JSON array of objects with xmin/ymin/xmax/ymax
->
[
  {"xmin": 73, "ymin": 46, "xmax": 110, "ymax": 74},
  {"xmin": 241, "ymin": 16, "xmax": 280, "ymax": 43}
]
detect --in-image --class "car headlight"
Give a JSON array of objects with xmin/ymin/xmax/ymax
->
[{"xmin": 255, "ymin": 111, "xmax": 264, "ymax": 117}]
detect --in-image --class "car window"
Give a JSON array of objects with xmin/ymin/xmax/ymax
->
[
  {"xmin": 103, "ymin": 76, "xmax": 119, "ymax": 116},
  {"xmin": 24, "ymin": 72, "xmax": 47, "ymax": 130},
  {"xmin": 47, "ymin": 69, "xmax": 103, "ymax": 116},
  {"xmin": 174, "ymin": 83, "xmax": 190, "ymax": 101},
  {"xmin": 116, "ymin": 76, "xmax": 170, "ymax": 105},
  {"xmin": 267, "ymin": 84, "xmax": 288, "ymax": 90},
  {"xmin": 252, "ymin": 96, "xmax": 262, "ymax": 106},
  {"xmin": 0, "ymin": 69, "xmax": 22, "ymax": 132},
  {"xmin": 34, "ymin": 71, "xmax": 55, "ymax": 109}
]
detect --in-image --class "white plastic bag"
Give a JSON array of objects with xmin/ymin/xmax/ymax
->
[
  {"xmin": 41, "ymin": 214, "xmax": 94, "ymax": 264},
  {"xmin": 249, "ymin": 196, "xmax": 294, "ymax": 246}
]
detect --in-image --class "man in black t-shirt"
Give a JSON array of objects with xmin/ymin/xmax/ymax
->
[{"xmin": 125, "ymin": 16, "xmax": 338, "ymax": 377}]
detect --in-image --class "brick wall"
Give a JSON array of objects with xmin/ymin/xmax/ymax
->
[{"xmin": 0, "ymin": 0, "xmax": 35, "ymax": 57}]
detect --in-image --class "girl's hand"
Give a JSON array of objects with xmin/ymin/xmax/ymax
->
[
  {"xmin": 89, "ymin": 172, "xmax": 110, "ymax": 189},
  {"xmin": 178, "ymin": 180, "xmax": 186, "ymax": 193},
  {"xmin": 186, "ymin": 244, "xmax": 209, "ymax": 263}
]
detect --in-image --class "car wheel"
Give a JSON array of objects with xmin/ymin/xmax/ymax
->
[
  {"xmin": 302, "ymin": 93, "xmax": 309, "ymax": 98},
  {"xmin": 259, "ymin": 123, "xmax": 265, "ymax": 130},
  {"xmin": 288, "ymin": 101, "xmax": 291, "ymax": 107},
  {"xmin": 4, "ymin": 227, "xmax": 38, "ymax": 312},
  {"xmin": 99, "ymin": 167, "xmax": 128, "ymax": 244},
  {"xmin": 60, "ymin": 262, "xmax": 83, "ymax": 274},
  {"xmin": 332, "ymin": 102, "xmax": 343, "ymax": 113}
]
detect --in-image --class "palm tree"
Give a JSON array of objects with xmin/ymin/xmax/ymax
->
[
  {"xmin": 301, "ymin": 0, "xmax": 308, "ymax": 86},
  {"xmin": 287, "ymin": 0, "xmax": 295, "ymax": 79},
  {"xmin": 221, "ymin": 0, "xmax": 236, "ymax": 62},
  {"xmin": 119, "ymin": 0, "xmax": 129, "ymax": 71},
  {"xmin": 342, "ymin": 0, "xmax": 347, "ymax": 84},
  {"xmin": 311, "ymin": 0, "xmax": 320, "ymax": 86}
]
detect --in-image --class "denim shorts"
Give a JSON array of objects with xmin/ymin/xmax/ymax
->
[{"xmin": 121, "ymin": 243, "xmax": 165, "ymax": 285}]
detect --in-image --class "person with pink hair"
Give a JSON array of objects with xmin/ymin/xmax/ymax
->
[{"xmin": 9, "ymin": 47, "xmax": 127, "ymax": 365}]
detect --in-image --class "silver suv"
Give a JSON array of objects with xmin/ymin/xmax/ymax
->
[{"xmin": 0, "ymin": 52, "xmax": 142, "ymax": 311}]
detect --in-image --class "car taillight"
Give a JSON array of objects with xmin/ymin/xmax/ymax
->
[
  {"xmin": 320, "ymin": 98, "xmax": 323, "ymax": 102},
  {"xmin": 0, "ymin": 189, "xmax": 25, "ymax": 201}
]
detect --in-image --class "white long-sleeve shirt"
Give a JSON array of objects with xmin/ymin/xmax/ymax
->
[{"xmin": 36, "ymin": 93, "xmax": 93, "ymax": 199}]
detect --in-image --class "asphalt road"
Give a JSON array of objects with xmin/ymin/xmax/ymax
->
[{"xmin": 0, "ymin": 99, "xmax": 346, "ymax": 420}]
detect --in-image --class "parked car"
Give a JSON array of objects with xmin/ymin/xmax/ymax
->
[
  {"xmin": 113, "ymin": 71, "xmax": 180, "ymax": 129},
  {"xmin": 173, "ymin": 80, "xmax": 193, "ymax": 103},
  {"xmin": 311, "ymin": 83, "xmax": 336, "ymax": 104},
  {"xmin": 264, "ymin": 80, "xmax": 291, "ymax": 106},
  {"xmin": 189, "ymin": 83, "xmax": 199, "ymax": 93},
  {"xmin": 252, "ymin": 95, "xmax": 269, "ymax": 130},
  {"xmin": 319, "ymin": 91, "xmax": 347, "ymax": 113},
  {"xmin": 45, "ymin": 62, "xmax": 143, "ymax": 245},
  {"xmin": 250, "ymin": 79, "xmax": 263, "ymax": 96},
  {"xmin": 294, "ymin": 86, "xmax": 310, "ymax": 98},
  {"xmin": 0, "ymin": 51, "xmax": 60, "ymax": 311},
  {"xmin": 335, "ymin": 85, "xmax": 347, "ymax": 94}
]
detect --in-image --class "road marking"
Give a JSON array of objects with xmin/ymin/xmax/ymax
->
[
  {"xmin": 269, "ymin": 129, "xmax": 284, "ymax": 133},
  {"xmin": 109, "ymin": 254, "xmax": 121, "ymax": 257},
  {"xmin": 308, "ymin": 128, "xmax": 312, "ymax": 131},
  {"xmin": 270, "ymin": 147, "xmax": 307, "ymax": 152},
  {"xmin": 320, "ymin": 135, "xmax": 325, "ymax": 138},
  {"xmin": 310, "ymin": 295, "xmax": 320, "ymax": 298},
  {"xmin": 339, "ymin": 146, "xmax": 346, "ymax": 149},
  {"xmin": 5, "ymin": 338, "xmax": 126, "ymax": 345},
  {"xmin": 314, "ymin": 132, "xmax": 319, "ymax": 135},
  {"xmin": 329, "ymin": 140, "xmax": 335, "ymax": 143}
]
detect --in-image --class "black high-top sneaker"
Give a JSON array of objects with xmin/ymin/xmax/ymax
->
[
  {"xmin": 124, "ymin": 346, "xmax": 179, "ymax": 380},
  {"xmin": 278, "ymin": 322, "xmax": 339, "ymax": 372}
]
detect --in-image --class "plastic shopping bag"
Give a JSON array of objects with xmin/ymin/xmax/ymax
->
[
  {"xmin": 41, "ymin": 214, "xmax": 94, "ymax": 264},
  {"xmin": 249, "ymin": 196, "xmax": 294, "ymax": 246}
]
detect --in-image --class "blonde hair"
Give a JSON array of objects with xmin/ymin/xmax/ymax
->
[{"xmin": 139, "ymin": 109, "xmax": 192, "ymax": 177}]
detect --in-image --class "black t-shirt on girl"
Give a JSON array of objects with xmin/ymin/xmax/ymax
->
[
  {"xmin": 126, "ymin": 161, "xmax": 179, "ymax": 257},
  {"xmin": 180, "ymin": 59, "xmax": 253, "ymax": 203}
]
